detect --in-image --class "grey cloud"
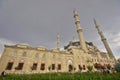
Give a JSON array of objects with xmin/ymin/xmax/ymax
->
[{"xmin": 0, "ymin": 0, "xmax": 120, "ymax": 58}]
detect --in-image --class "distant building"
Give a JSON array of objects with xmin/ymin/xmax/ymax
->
[{"xmin": 0, "ymin": 10, "xmax": 116, "ymax": 74}]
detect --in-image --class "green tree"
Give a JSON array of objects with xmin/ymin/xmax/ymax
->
[
  {"xmin": 115, "ymin": 63, "xmax": 120, "ymax": 72},
  {"xmin": 94, "ymin": 63, "xmax": 101, "ymax": 70},
  {"xmin": 87, "ymin": 65, "xmax": 93, "ymax": 72}
]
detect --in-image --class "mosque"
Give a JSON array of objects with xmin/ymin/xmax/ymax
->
[{"xmin": 0, "ymin": 10, "xmax": 116, "ymax": 74}]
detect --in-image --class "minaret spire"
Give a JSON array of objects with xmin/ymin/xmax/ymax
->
[
  {"xmin": 57, "ymin": 33, "xmax": 60, "ymax": 50},
  {"xmin": 73, "ymin": 9, "xmax": 88, "ymax": 52},
  {"xmin": 94, "ymin": 19, "xmax": 115, "ymax": 59}
]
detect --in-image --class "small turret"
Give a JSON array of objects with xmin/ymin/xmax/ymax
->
[{"xmin": 57, "ymin": 33, "xmax": 60, "ymax": 50}]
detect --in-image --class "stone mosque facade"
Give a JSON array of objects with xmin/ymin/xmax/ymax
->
[{"xmin": 0, "ymin": 10, "xmax": 116, "ymax": 74}]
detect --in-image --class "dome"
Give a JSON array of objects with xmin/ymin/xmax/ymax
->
[
  {"xmin": 36, "ymin": 46, "xmax": 46, "ymax": 51},
  {"xmin": 16, "ymin": 43, "xmax": 30, "ymax": 48}
]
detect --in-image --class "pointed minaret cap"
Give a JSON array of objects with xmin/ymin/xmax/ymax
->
[
  {"xmin": 73, "ymin": 9, "xmax": 78, "ymax": 16},
  {"xmin": 93, "ymin": 18, "xmax": 99, "ymax": 27}
]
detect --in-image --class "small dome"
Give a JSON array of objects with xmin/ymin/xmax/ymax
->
[
  {"xmin": 72, "ymin": 39, "xmax": 79, "ymax": 42},
  {"xmin": 36, "ymin": 46, "xmax": 46, "ymax": 51},
  {"xmin": 17, "ymin": 43, "xmax": 29, "ymax": 46},
  {"xmin": 16, "ymin": 43, "xmax": 30, "ymax": 48}
]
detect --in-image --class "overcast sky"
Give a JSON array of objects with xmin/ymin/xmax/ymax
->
[{"xmin": 0, "ymin": 0, "xmax": 120, "ymax": 59}]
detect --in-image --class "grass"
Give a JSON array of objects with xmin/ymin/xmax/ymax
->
[{"xmin": 0, "ymin": 72, "xmax": 120, "ymax": 80}]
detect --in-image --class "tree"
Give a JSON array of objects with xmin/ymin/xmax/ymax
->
[
  {"xmin": 106, "ymin": 64, "xmax": 111, "ymax": 70},
  {"xmin": 48, "ymin": 66, "xmax": 51, "ymax": 71},
  {"xmin": 101, "ymin": 65, "xmax": 106, "ymax": 70},
  {"xmin": 115, "ymin": 63, "xmax": 120, "ymax": 72},
  {"xmin": 94, "ymin": 63, "xmax": 101, "ymax": 70},
  {"xmin": 87, "ymin": 65, "xmax": 93, "ymax": 72}
]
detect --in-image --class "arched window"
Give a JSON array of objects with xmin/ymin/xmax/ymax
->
[
  {"xmin": 6, "ymin": 62, "xmax": 14, "ymax": 70},
  {"xmin": 35, "ymin": 53, "xmax": 39, "ymax": 58},
  {"xmin": 16, "ymin": 63, "xmax": 24, "ymax": 70},
  {"xmin": 58, "ymin": 64, "xmax": 61, "ymax": 70},
  {"xmin": 42, "ymin": 53, "xmax": 46, "ymax": 58},
  {"xmin": 22, "ymin": 51, "xmax": 27, "ymax": 57},
  {"xmin": 32, "ymin": 63, "xmax": 37, "ymax": 70},
  {"xmin": 12, "ymin": 51, "xmax": 17, "ymax": 56},
  {"xmin": 52, "ymin": 64, "xmax": 55, "ymax": 70},
  {"xmin": 40, "ymin": 63, "xmax": 45, "ymax": 70},
  {"xmin": 83, "ymin": 65, "xmax": 86, "ymax": 70},
  {"xmin": 53, "ymin": 54, "xmax": 55, "ymax": 59}
]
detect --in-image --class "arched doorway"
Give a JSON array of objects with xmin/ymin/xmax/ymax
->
[
  {"xmin": 68, "ymin": 65, "xmax": 73, "ymax": 72},
  {"xmin": 67, "ymin": 60, "xmax": 73, "ymax": 72}
]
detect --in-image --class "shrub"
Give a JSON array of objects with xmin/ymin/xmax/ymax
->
[
  {"xmin": 101, "ymin": 65, "xmax": 106, "ymax": 70},
  {"xmin": 87, "ymin": 65, "xmax": 93, "ymax": 72},
  {"xmin": 106, "ymin": 64, "xmax": 111, "ymax": 70},
  {"xmin": 115, "ymin": 63, "xmax": 120, "ymax": 72},
  {"xmin": 94, "ymin": 63, "xmax": 101, "ymax": 70}
]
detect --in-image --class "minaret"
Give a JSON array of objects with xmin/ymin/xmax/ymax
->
[
  {"xmin": 73, "ymin": 9, "xmax": 88, "ymax": 52},
  {"xmin": 94, "ymin": 19, "xmax": 115, "ymax": 59},
  {"xmin": 57, "ymin": 33, "xmax": 60, "ymax": 50}
]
